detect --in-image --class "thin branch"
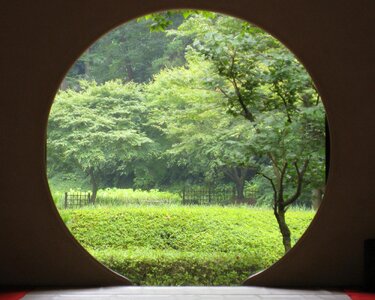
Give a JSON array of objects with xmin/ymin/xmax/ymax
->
[
  {"xmin": 278, "ymin": 162, "xmax": 288, "ymax": 206},
  {"xmin": 232, "ymin": 166, "xmax": 242, "ymax": 182},
  {"xmin": 227, "ymin": 49, "xmax": 255, "ymax": 122},
  {"xmin": 276, "ymin": 89, "xmax": 293, "ymax": 123},
  {"xmin": 284, "ymin": 159, "xmax": 309, "ymax": 207},
  {"xmin": 228, "ymin": 49, "xmax": 237, "ymax": 78},
  {"xmin": 223, "ymin": 168, "xmax": 236, "ymax": 181},
  {"xmin": 232, "ymin": 77, "xmax": 255, "ymax": 122},
  {"xmin": 310, "ymin": 80, "xmax": 321, "ymax": 106},
  {"xmin": 260, "ymin": 173, "xmax": 277, "ymax": 210},
  {"xmin": 315, "ymin": 93, "xmax": 321, "ymax": 106},
  {"xmin": 217, "ymin": 86, "xmax": 232, "ymax": 100},
  {"xmin": 268, "ymin": 153, "xmax": 281, "ymax": 173}
]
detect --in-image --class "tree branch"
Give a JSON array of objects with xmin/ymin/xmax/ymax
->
[
  {"xmin": 268, "ymin": 153, "xmax": 281, "ymax": 173},
  {"xmin": 310, "ymin": 79, "xmax": 321, "ymax": 106},
  {"xmin": 232, "ymin": 166, "xmax": 240, "ymax": 181},
  {"xmin": 284, "ymin": 159, "xmax": 309, "ymax": 207},
  {"xmin": 227, "ymin": 49, "xmax": 255, "ymax": 122},
  {"xmin": 315, "ymin": 93, "xmax": 321, "ymax": 106},
  {"xmin": 217, "ymin": 86, "xmax": 231, "ymax": 100},
  {"xmin": 276, "ymin": 88, "xmax": 293, "ymax": 123},
  {"xmin": 278, "ymin": 162, "xmax": 288, "ymax": 206},
  {"xmin": 260, "ymin": 173, "xmax": 277, "ymax": 211},
  {"xmin": 232, "ymin": 77, "xmax": 255, "ymax": 122},
  {"xmin": 223, "ymin": 167, "xmax": 236, "ymax": 181}
]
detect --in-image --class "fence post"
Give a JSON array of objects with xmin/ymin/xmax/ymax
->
[
  {"xmin": 64, "ymin": 192, "xmax": 68, "ymax": 209},
  {"xmin": 88, "ymin": 193, "xmax": 91, "ymax": 205}
]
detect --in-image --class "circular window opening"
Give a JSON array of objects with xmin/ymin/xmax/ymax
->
[{"xmin": 47, "ymin": 10, "xmax": 327, "ymax": 286}]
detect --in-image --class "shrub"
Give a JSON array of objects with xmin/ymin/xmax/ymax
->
[
  {"xmin": 92, "ymin": 248, "xmax": 265, "ymax": 285},
  {"xmin": 60, "ymin": 206, "xmax": 314, "ymax": 285}
]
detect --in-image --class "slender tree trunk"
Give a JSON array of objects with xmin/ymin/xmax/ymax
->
[
  {"xmin": 83, "ymin": 50, "xmax": 91, "ymax": 78},
  {"xmin": 274, "ymin": 209, "xmax": 292, "ymax": 252},
  {"xmin": 312, "ymin": 186, "xmax": 325, "ymax": 210},
  {"xmin": 224, "ymin": 167, "xmax": 248, "ymax": 203},
  {"xmin": 235, "ymin": 180, "xmax": 245, "ymax": 202},
  {"xmin": 269, "ymin": 153, "xmax": 281, "ymax": 187},
  {"xmin": 125, "ymin": 62, "xmax": 134, "ymax": 81},
  {"xmin": 89, "ymin": 170, "xmax": 98, "ymax": 204},
  {"xmin": 262, "ymin": 160, "xmax": 308, "ymax": 253},
  {"xmin": 59, "ymin": 78, "xmax": 68, "ymax": 90}
]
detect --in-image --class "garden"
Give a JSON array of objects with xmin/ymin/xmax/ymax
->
[
  {"xmin": 47, "ymin": 10, "xmax": 325, "ymax": 285},
  {"xmin": 60, "ymin": 204, "xmax": 314, "ymax": 285}
]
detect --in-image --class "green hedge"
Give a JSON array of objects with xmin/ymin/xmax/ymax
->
[
  {"xmin": 92, "ymin": 248, "xmax": 265, "ymax": 286},
  {"xmin": 60, "ymin": 206, "xmax": 314, "ymax": 285}
]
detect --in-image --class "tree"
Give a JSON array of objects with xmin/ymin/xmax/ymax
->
[
  {"xmin": 62, "ymin": 17, "xmax": 190, "ymax": 89},
  {"xmin": 170, "ymin": 13, "xmax": 325, "ymax": 251},
  {"xmin": 49, "ymin": 10, "xmax": 326, "ymax": 252},
  {"xmin": 48, "ymin": 80, "xmax": 155, "ymax": 202},
  {"xmin": 146, "ymin": 53, "xmax": 257, "ymax": 201}
]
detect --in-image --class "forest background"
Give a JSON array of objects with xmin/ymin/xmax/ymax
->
[{"xmin": 48, "ymin": 12, "xmax": 325, "ymax": 209}]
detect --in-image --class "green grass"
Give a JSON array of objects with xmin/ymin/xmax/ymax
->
[
  {"xmin": 60, "ymin": 206, "xmax": 314, "ymax": 285},
  {"xmin": 51, "ymin": 188, "xmax": 182, "ymax": 208},
  {"xmin": 94, "ymin": 188, "xmax": 182, "ymax": 206}
]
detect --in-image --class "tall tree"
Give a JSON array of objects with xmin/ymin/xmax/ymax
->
[
  {"xmin": 49, "ymin": 10, "xmax": 326, "ymax": 252},
  {"xmin": 170, "ymin": 13, "xmax": 325, "ymax": 251},
  {"xmin": 147, "ymin": 54, "xmax": 257, "ymax": 201},
  {"xmin": 48, "ymin": 81, "xmax": 155, "ymax": 202}
]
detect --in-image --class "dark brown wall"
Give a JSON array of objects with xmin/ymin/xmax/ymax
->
[{"xmin": 0, "ymin": 0, "xmax": 374, "ymax": 288}]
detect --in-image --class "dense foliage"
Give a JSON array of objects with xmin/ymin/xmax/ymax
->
[
  {"xmin": 48, "ymin": 15, "xmax": 325, "ymax": 202},
  {"xmin": 93, "ymin": 249, "xmax": 263, "ymax": 286},
  {"xmin": 61, "ymin": 206, "xmax": 314, "ymax": 285},
  {"xmin": 48, "ymin": 10, "xmax": 326, "ymax": 254},
  {"xmin": 48, "ymin": 81, "xmax": 156, "ymax": 202},
  {"xmin": 62, "ymin": 16, "xmax": 189, "ymax": 88}
]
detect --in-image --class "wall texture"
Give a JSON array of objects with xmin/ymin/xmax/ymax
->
[{"xmin": 0, "ymin": 0, "xmax": 374, "ymax": 288}]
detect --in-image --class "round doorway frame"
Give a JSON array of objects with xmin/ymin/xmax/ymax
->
[{"xmin": 0, "ymin": 0, "xmax": 374, "ymax": 288}]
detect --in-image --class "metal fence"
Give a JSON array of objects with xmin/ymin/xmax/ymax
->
[
  {"xmin": 63, "ymin": 186, "xmax": 255, "ymax": 208},
  {"xmin": 64, "ymin": 192, "xmax": 92, "ymax": 209},
  {"xmin": 182, "ymin": 185, "xmax": 237, "ymax": 205}
]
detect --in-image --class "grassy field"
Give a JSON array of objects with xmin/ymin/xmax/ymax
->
[
  {"xmin": 60, "ymin": 206, "xmax": 314, "ymax": 285},
  {"xmin": 52, "ymin": 188, "xmax": 182, "ymax": 208}
]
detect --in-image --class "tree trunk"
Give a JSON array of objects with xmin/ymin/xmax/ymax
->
[
  {"xmin": 89, "ymin": 170, "xmax": 98, "ymax": 204},
  {"xmin": 223, "ymin": 167, "xmax": 248, "ymax": 204},
  {"xmin": 125, "ymin": 62, "xmax": 134, "ymax": 81},
  {"xmin": 274, "ymin": 209, "xmax": 292, "ymax": 252},
  {"xmin": 312, "ymin": 186, "xmax": 325, "ymax": 210},
  {"xmin": 59, "ymin": 78, "xmax": 68, "ymax": 90},
  {"xmin": 82, "ymin": 44, "xmax": 98, "ymax": 79},
  {"xmin": 235, "ymin": 180, "xmax": 245, "ymax": 203}
]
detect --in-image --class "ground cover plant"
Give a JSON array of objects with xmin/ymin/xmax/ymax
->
[{"xmin": 61, "ymin": 206, "xmax": 314, "ymax": 285}]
